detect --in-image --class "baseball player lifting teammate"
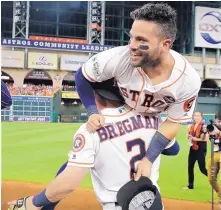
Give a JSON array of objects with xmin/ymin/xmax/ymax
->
[
  {"xmin": 75, "ymin": 3, "xmax": 201, "ymax": 179},
  {"xmin": 8, "ymin": 85, "xmax": 179, "ymax": 210}
]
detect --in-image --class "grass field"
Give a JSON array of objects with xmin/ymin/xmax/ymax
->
[{"xmin": 2, "ymin": 122, "xmax": 214, "ymax": 202}]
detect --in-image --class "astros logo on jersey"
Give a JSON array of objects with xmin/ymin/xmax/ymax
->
[
  {"xmin": 72, "ymin": 134, "xmax": 85, "ymax": 152},
  {"xmin": 184, "ymin": 96, "xmax": 196, "ymax": 112}
]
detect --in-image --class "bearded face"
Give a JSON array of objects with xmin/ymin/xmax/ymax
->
[{"xmin": 129, "ymin": 20, "xmax": 167, "ymax": 69}]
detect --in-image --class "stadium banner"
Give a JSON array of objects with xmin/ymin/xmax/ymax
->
[
  {"xmin": 1, "ymin": 50, "xmax": 24, "ymax": 68},
  {"xmin": 29, "ymin": 36, "xmax": 88, "ymax": 44},
  {"xmin": 1, "ymin": 38, "xmax": 113, "ymax": 53},
  {"xmin": 12, "ymin": 96, "xmax": 52, "ymax": 101},
  {"xmin": 194, "ymin": 7, "xmax": 221, "ymax": 49},
  {"xmin": 62, "ymin": 91, "xmax": 80, "ymax": 99},
  {"xmin": 13, "ymin": 116, "xmax": 51, "ymax": 122},
  {"xmin": 28, "ymin": 52, "xmax": 58, "ymax": 70},
  {"xmin": 60, "ymin": 53, "xmax": 89, "ymax": 71},
  {"xmin": 25, "ymin": 69, "xmax": 52, "ymax": 80},
  {"xmin": 191, "ymin": 63, "xmax": 204, "ymax": 78},
  {"xmin": 205, "ymin": 64, "xmax": 221, "ymax": 79}
]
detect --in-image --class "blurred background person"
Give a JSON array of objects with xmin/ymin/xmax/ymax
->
[
  {"xmin": 183, "ymin": 111, "xmax": 208, "ymax": 190},
  {"xmin": 1, "ymin": 75, "xmax": 12, "ymax": 109},
  {"xmin": 207, "ymin": 111, "xmax": 221, "ymax": 203}
]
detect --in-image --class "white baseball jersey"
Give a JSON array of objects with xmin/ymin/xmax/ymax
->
[
  {"xmin": 67, "ymin": 105, "xmax": 174, "ymax": 209},
  {"xmin": 82, "ymin": 45, "xmax": 201, "ymax": 123}
]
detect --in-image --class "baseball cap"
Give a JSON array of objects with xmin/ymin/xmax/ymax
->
[
  {"xmin": 92, "ymin": 79, "xmax": 124, "ymax": 102},
  {"xmin": 117, "ymin": 176, "xmax": 163, "ymax": 210},
  {"xmin": 95, "ymin": 89, "xmax": 124, "ymax": 102}
]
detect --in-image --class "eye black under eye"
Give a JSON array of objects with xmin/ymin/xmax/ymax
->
[{"xmin": 137, "ymin": 38, "xmax": 147, "ymax": 42}]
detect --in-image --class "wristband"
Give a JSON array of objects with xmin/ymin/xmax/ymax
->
[
  {"xmin": 32, "ymin": 189, "xmax": 54, "ymax": 207},
  {"xmin": 161, "ymin": 140, "xmax": 180, "ymax": 156},
  {"xmin": 145, "ymin": 131, "xmax": 171, "ymax": 163}
]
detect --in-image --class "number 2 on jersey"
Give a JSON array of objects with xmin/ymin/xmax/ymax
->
[{"xmin": 126, "ymin": 138, "xmax": 146, "ymax": 179}]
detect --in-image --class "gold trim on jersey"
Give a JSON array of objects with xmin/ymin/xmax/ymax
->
[
  {"xmin": 162, "ymin": 55, "xmax": 186, "ymax": 89},
  {"xmin": 134, "ymin": 68, "xmax": 146, "ymax": 109},
  {"xmin": 68, "ymin": 161, "xmax": 94, "ymax": 166},
  {"xmin": 82, "ymin": 63, "xmax": 96, "ymax": 82},
  {"xmin": 167, "ymin": 114, "xmax": 192, "ymax": 122}
]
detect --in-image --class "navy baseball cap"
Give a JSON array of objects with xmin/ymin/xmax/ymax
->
[
  {"xmin": 117, "ymin": 176, "xmax": 163, "ymax": 210},
  {"xmin": 95, "ymin": 89, "xmax": 123, "ymax": 102},
  {"xmin": 92, "ymin": 79, "xmax": 124, "ymax": 102}
]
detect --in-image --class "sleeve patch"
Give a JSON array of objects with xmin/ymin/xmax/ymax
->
[
  {"xmin": 163, "ymin": 96, "xmax": 175, "ymax": 104},
  {"xmin": 72, "ymin": 134, "xmax": 85, "ymax": 152},
  {"xmin": 184, "ymin": 96, "xmax": 196, "ymax": 112},
  {"xmin": 91, "ymin": 56, "xmax": 101, "ymax": 78}
]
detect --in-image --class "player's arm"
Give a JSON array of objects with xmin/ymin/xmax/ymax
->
[
  {"xmin": 135, "ymin": 85, "xmax": 201, "ymax": 180},
  {"xmin": 46, "ymin": 166, "xmax": 88, "ymax": 202},
  {"xmin": 20, "ymin": 165, "xmax": 89, "ymax": 210},
  {"xmin": 147, "ymin": 86, "xmax": 201, "ymax": 158},
  {"xmin": 1, "ymin": 80, "xmax": 12, "ymax": 109},
  {"xmin": 34, "ymin": 132, "xmax": 97, "ymax": 207},
  {"xmin": 75, "ymin": 48, "xmax": 119, "ymax": 116},
  {"xmin": 8, "ymin": 132, "xmax": 97, "ymax": 210},
  {"xmin": 8, "ymin": 164, "xmax": 89, "ymax": 210}
]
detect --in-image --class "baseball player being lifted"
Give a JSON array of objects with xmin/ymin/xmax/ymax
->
[
  {"xmin": 8, "ymin": 87, "xmax": 179, "ymax": 210},
  {"xmin": 75, "ymin": 3, "xmax": 201, "ymax": 180}
]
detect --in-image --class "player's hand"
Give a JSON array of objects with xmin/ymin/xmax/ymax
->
[
  {"xmin": 86, "ymin": 114, "xmax": 105, "ymax": 133},
  {"xmin": 134, "ymin": 157, "xmax": 152, "ymax": 181},
  {"xmin": 8, "ymin": 196, "xmax": 42, "ymax": 210}
]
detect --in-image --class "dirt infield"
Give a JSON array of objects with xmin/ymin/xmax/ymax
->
[{"xmin": 2, "ymin": 181, "xmax": 214, "ymax": 210}]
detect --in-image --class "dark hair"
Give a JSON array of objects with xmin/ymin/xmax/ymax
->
[
  {"xmin": 215, "ymin": 110, "xmax": 221, "ymax": 120},
  {"xmin": 130, "ymin": 3, "xmax": 177, "ymax": 44},
  {"xmin": 95, "ymin": 91, "xmax": 123, "ymax": 108}
]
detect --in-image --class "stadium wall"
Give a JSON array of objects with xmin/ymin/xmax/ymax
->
[
  {"xmin": 196, "ymin": 97, "xmax": 221, "ymax": 114},
  {"xmin": 1, "ymin": 68, "xmax": 68, "ymax": 89},
  {"xmin": 1, "ymin": 93, "xmax": 62, "ymax": 123}
]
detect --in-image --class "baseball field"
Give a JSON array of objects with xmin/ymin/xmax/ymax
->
[{"xmin": 2, "ymin": 122, "xmax": 217, "ymax": 210}]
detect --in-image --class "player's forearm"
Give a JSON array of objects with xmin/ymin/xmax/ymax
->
[
  {"xmin": 45, "ymin": 172, "xmax": 74, "ymax": 202},
  {"xmin": 32, "ymin": 167, "xmax": 88, "ymax": 207},
  {"xmin": 45, "ymin": 166, "xmax": 88, "ymax": 202},
  {"xmin": 145, "ymin": 119, "xmax": 181, "ymax": 163},
  {"xmin": 158, "ymin": 119, "xmax": 181, "ymax": 140},
  {"xmin": 75, "ymin": 67, "xmax": 99, "ymax": 115}
]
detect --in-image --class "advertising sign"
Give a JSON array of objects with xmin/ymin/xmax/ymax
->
[
  {"xmin": 1, "ymin": 50, "xmax": 24, "ymax": 68},
  {"xmin": 28, "ymin": 52, "xmax": 58, "ymax": 70},
  {"xmin": 195, "ymin": 7, "xmax": 221, "ymax": 49},
  {"xmin": 191, "ymin": 63, "xmax": 204, "ymax": 78},
  {"xmin": 1, "ymin": 38, "xmax": 113, "ymax": 53},
  {"xmin": 60, "ymin": 53, "xmax": 89, "ymax": 71},
  {"xmin": 205, "ymin": 64, "xmax": 221, "ymax": 79}
]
